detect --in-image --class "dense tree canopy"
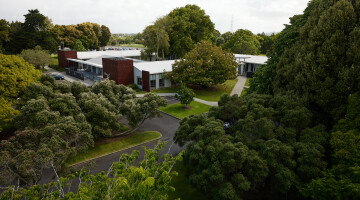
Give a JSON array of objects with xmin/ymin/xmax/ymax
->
[
  {"xmin": 167, "ymin": 40, "xmax": 237, "ymax": 87},
  {"xmin": 143, "ymin": 4, "xmax": 215, "ymax": 58},
  {"xmin": 0, "ymin": 9, "xmax": 112, "ymax": 54},
  {"xmin": 0, "ymin": 143, "xmax": 181, "ymax": 200},
  {"xmin": 222, "ymin": 29, "xmax": 261, "ymax": 55}
]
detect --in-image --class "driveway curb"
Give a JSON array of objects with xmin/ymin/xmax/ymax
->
[{"xmin": 69, "ymin": 133, "xmax": 163, "ymax": 167}]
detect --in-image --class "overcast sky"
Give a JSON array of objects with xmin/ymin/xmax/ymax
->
[{"xmin": 0, "ymin": 0, "xmax": 309, "ymax": 34}]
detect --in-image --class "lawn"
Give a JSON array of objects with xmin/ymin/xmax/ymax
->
[
  {"xmin": 241, "ymin": 88, "xmax": 247, "ymax": 97},
  {"xmin": 245, "ymin": 78, "xmax": 251, "ymax": 87},
  {"xmin": 158, "ymin": 101, "xmax": 211, "ymax": 119},
  {"xmin": 152, "ymin": 79, "xmax": 239, "ymax": 102},
  {"xmin": 119, "ymin": 44, "xmax": 145, "ymax": 48},
  {"xmin": 49, "ymin": 55, "xmax": 65, "ymax": 72},
  {"xmin": 168, "ymin": 160, "xmax": 206, "ymax": 200},
  {"xmin": 66, "ymin": 131, "xmax": 161, "ymax": 165}
]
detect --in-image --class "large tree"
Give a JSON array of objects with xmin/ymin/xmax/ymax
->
[
  {"xmin": 222, "ymin": 29, "xmax": 261, "ymax": 55},
  {"xmin": 143, "ymin": 4, "xmax": 214, "ymax": 58},
  {"xmin": 18, "ymin": 46, "xmax": 52, "ymax": 70},
  {"xmin": 167, "ymin": 40, "xmax": 237, "ymax": 87}
]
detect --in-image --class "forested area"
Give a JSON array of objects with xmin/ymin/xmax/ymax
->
[
  {"xmin": 0, "ymin": 70, "xmax": 167, "ymax": 188},
  {"xmin": 1, "ymin": 0, "xmax": 359, "ymax": 199},
  {"xmin": 0, "ymin": 9, "xmax": 111, "ymax": 54},
  {"xmin": 174, "ymin": 0, "xmax": 360, "ymax": 199}
]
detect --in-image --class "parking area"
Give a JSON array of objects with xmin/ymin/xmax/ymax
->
[{"xmin": 44, "ymin": 66, "xmax": 94, "ymax": 86}]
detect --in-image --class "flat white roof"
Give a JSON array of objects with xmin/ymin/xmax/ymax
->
[
  {"xmin": 77, "ymin": 50, "xmax": 141, "ymax": 60},
  {"xmin": 234, "ymin": 54, "xmax": 268, "ymax": 65},
  {"xmin": 133, "ymin": 60, "xmax": 175, "ymax": 74},
  {"xmin": 67, "ymin": 58, "xmax": 103, "ymax": 68}
]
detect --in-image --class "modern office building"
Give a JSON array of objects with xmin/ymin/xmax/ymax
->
[{"xmin": 58, "ymin": 50, "xmax": 268, "ymax": 91}]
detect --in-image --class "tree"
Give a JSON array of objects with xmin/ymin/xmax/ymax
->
[
  {"xmin": 167, "ymin": 40, "xmax": 237, "ymax": 87},
  {"xmin": 0, "ymin": 19, "xmax": 10, "ymax": 53},
  {"xmin": 0, "ymin": 143, "xmax": 181, "ymax": 200},
  {"xmin": 143, "ymin": 22, "xmax": 169, "ymax": 59},
  {"xmin": 222, "ymin": 29, "xmax": 261, "ymax": 55},
  {"xmin": 119, "ymin": 93, "xmax": 167, "ymax": 134},
  {"xmin": 257, "ymin": 32, "xmax": 275, "ymax": 55},
  {"xmin": 0, "ymin": 54, "xmax": 41, "ymax": 100},
  {"xmin": 18, "ymin": 46, "xmax": 52, "ymax": 70},
  {"xmin": 174, "ymin": 114, "xmax": 268, "ymax": 200},
  {"xmin": 175, "ymin": 83, "xmax": 195, "ymax": 107},
  {"xmin": 99, "ymin": 25, "xmax": 111, "ymax": 46},
  {"xmin": 0, "ymin": 98, "xmax": 19, "ymax": 132},
  {"xmin": 72, "ymin": 39, "xmax": 86, "ymax": 51}
]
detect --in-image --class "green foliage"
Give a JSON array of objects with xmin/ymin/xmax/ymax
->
[
  {"xmin": 120, "ymin": 93, "xmax": 167, "ymax": 128},
  {"xmin": 0, "ymin": 143, "xmax": 181, "ymax": 200},
  {"xmin": 257, "ymin": 32, "xmax": 275, "ymax": 55},
  {"xmin": 0, "ymin": 98, "xmax": 19, "ymax": 132},
  {"xmin": 168, "ymin": 40, "xmax": 237, "ymax": 87},
  {"xmin": 174, "ymin": 115, "xmax": 268, "ymax": 199},
  {"xmin": 72, "ymin": 39, "xmax": 86, "ymax": 51},
  {"xmin": 0, "ymin": 54, "xmax": 41, "ymax": 100},
  {"xmin": 143, "ymin": 17, "xmax": 170, "ymax": 59},
  {"xmin": 78, "ymin": 92, "xmax": 119, "ymax": 138},
  {"xmin": 143, "ymin": 4, "xmax": 214, "ymax": 58},
  {"xmin": 222, "ymin": 29, "xmax": 261, "ymax": 55},
  {"xmin": 18, "ymin": 46, "xmax": 52, "ymax": 69},
  {"xmin": 175, "ymin": 83, "xmax": 195, "ymax": 106}
]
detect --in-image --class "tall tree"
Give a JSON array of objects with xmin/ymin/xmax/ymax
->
[
  {"xmin": 167, "ymin": 40, "xmax": 237, "ymax": 87},
  {"xmin": 222, "ymin": 29, "xmax": 261, "ymax": 55}
]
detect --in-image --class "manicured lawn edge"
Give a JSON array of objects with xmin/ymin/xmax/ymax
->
[
  {"xmin": 67, "ymin": 131, "xmax": 162, "ymax": 166},
  {"xmin": 158, "ymin": 101, "xmax": 211, "ymax": 119}
]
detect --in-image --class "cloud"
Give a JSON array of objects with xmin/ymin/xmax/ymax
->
[{"xmin": 0, "ymin": 0, "xmax": 309, "ymax": 34}]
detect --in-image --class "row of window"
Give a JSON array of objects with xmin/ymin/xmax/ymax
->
[{"xmin": 137, "ymin": 73, "xmax": 165, "ymax": 88}]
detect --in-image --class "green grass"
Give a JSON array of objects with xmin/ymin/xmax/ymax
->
[
  {"xmin": 245, "ymin": 78, "xmax": 251, "ymax": 87},
  {"xmin": 240, "ymin": 88, "xmax": 247, "ymax": 97},
  {"xmin": 118, "ymin": 44, "xmax": 145, "ymax": 48},
  {"xmin": 194, "ymin": 79, "xmax": 238, "ymax": 102},
  {"xmin": 48, "ymin": 55, "xmax": 66, "ymax": 72},
  {"xmin": 152, "ymin": 79, "xmax": 239, "ymax": 102},
  {"xmin": 158, "ymin": 101, "xmax": 211, "ymax": 119},
  {"xmin": 66, "ymin": 131, "xmax": 161, "ymax": 165},
  {"xmin": 51, "ymin": 55, "xmax": 58, "ymax": 65},
  {"xmin": 168, "ymin": 160, "xmax": 206, "ymax": 200}
]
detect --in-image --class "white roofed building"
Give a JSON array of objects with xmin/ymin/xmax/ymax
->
[{"xmin": 58, "ymin": 50, "xmax": 268, "ymax": 91}]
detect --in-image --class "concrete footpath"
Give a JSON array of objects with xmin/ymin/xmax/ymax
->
[
  {"xmin": 136, "ymin": 93, "xmax": 218, "ymax": 106},
  {"xmin": 230, "ymin": 76, "xmax": 247, "ymax": 96}
]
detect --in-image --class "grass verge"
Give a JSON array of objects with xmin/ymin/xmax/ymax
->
[
  {"xmin": 245, "ymin": 78, "xmax": 251, "ymax": 87},
  {"xmin": 158, "ymin": 101, "xmax": 211, "ymax": 119},
  {"xmin": 241, "ymin": 88, "xmax": 247, "ymax": 97},
  {"xmin": 66, "ymin": 131, "xmax": 161, "ymax": 165},
  {"xmin": 152, "ymin": 79, "xmax": 238, "ymax": 102},
  {"xmin": 168, "ymin": 160, "xmax": 206, "ymax": 200}
]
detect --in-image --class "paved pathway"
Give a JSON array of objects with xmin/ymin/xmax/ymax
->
[
  {"xmin": 230, "ymin": 76, "xmax": 247, "ymax": 96},
  {"xmin": 136, "ymin": 93, "xmax": 218, "ymax": 106}
]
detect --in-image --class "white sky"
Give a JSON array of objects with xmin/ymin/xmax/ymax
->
[{"xmin": 0, "ymin": 0, "xmax": 309, "ymax": 34}]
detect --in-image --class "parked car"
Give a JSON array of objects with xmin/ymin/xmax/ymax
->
[{"xmin": 51, "ymin": 74, "xmax": 65, "ymax": 80}]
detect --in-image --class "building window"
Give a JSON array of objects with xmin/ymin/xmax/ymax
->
[
  {"xmin": 159, "ymin": 73, "xmax": 164, "ymax": 87},
  {"xmin": 137, "ymin": 77, "xmax": 142, "ymax": 85},
  {"xmin": 150, "ymin": 74, "xmax": 156, "ymax": 88}
]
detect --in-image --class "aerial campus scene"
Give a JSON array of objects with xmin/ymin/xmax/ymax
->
[{"xmin": 0, "ymin": 0, "xmax": 359, "ymax": 199}]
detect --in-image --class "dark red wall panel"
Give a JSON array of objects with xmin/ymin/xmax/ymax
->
[
  {"xmin": 142, "ymin": 70, "xmax": 150, "ymax": 92},
  {"xmin": 58, "ymin": 50, "xmax": 77, "ymax": 68},
  {"xmin": 102, "ymin": 58, "xmax": 134, "ymax": 85}
]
